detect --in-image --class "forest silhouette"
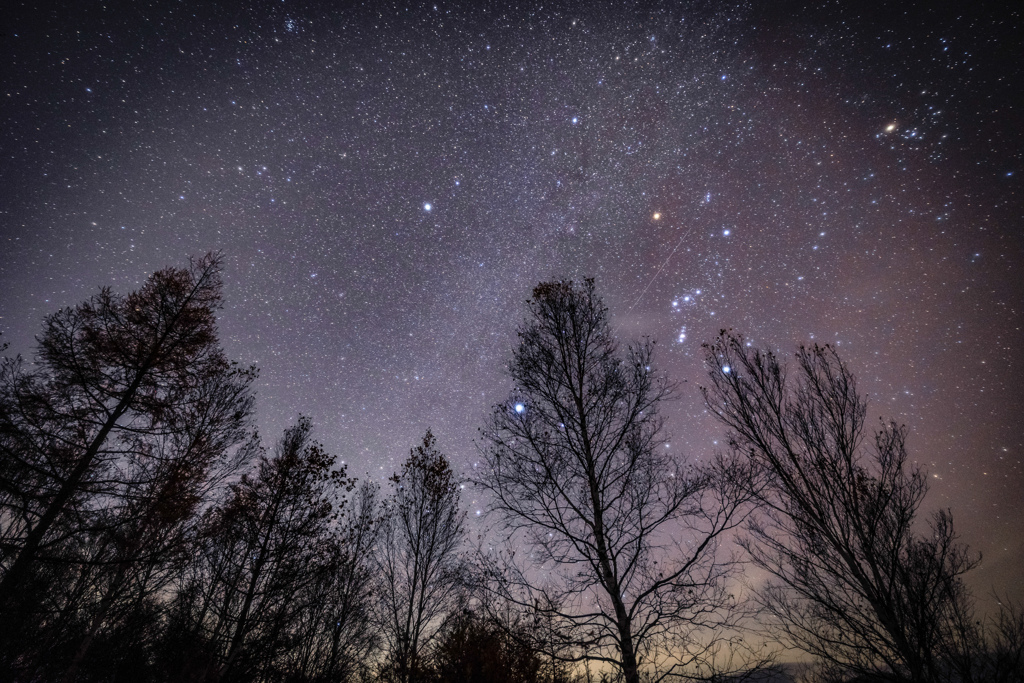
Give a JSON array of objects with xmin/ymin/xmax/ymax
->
[{"xmin": 0, "ymin": 255, "xmax": 1020, "ymax": 683}]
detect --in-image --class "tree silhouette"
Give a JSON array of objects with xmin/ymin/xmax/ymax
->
[
  {"xmin": 375, "ymin": 430, "xmax": 465, "ymax": 683},
  {"xmin": 279, "ymin": 481, "xmax": 380, "ymax": 682},
  {"xmin": 60, "ymin": 361, "xmax": 255, "ymax": 682},
  {"xmin": 480, "ymin": 280, "xmax": 753, "ymax": 683},
  {"xmin": 169, "ymin": 417, "xmax": 349, "ymax": 682},
  {"xmin": 702, "ymin": 332, "xmax": 979, "ymax": 683},
  {"xmin": 0, "ymin": 253, "xmax": 256, "ymax": 676}
]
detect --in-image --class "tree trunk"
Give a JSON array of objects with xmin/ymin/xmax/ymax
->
[
  {"xmin": 0, "ymin": 381, "xmax": 140, "ymax": 614},
  {"xmin": 615, "ymin": 618, "xmax": 641, "ymax": 683},
  {"xmin": 217, "ymin": 524, "xmax": 274, "ymax": 682},
  {"xmin": 62, "ymin": 563, "xmax": 127, "ymax": 683}
]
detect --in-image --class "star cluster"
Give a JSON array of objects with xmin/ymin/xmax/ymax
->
[{"xmin": 1, "ymin": 1, "xmax": 1021, "ymax": 596}]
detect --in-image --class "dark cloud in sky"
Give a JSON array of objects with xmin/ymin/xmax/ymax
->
[{"xmin": 1, "ymin": 0, "xmax": 1021, "ymax": 597}]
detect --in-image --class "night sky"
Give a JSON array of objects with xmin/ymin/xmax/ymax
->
[{"xmin": 1, "ymin": 1, "xmax": 1021, "ymax": 600}]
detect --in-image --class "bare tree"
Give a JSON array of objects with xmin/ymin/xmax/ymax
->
[
  {"xmin": 938, "ymin": 588, "xmax": 1024, "ymax": 683},
  {"xmin": 701, "ymin": 332, "xmax": 979, "ymax": 683},
  {"xmin": 171, "ymin": 416, "xmax": 349, "ymax": 682},
  {"xmin": 281, "ymin": 481, "xmax": 380, "ymax": 682},
  {"xmin": 0, "ymin": 253, "xmax": 256, "ymax": 673},
  {"xmin": 984, "ymin": 597, "xmax": 1024, "ymax": 682},
  {"xmin": 59, "ymin": 362, "xmax": 255, "ymax": 681},
  {"xmin": 479, "ymin": 280, "xmax": 753, "ymax": 683},
  {"xmin": 375, "ymin": 430, "xmax": 465, "ymax": 683}
]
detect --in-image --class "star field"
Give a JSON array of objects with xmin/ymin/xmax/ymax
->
[{"xmin": 1, "ymin": 1, "xmax": 1021, "ymax": 599}]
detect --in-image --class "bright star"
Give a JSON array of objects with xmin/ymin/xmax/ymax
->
[
  {"xmin": 515, "ymin": 403, "xmax": 525, "ymax": 414},
  {"xmin": 423, "ymin": 203, "xmax": 432, "ymax": 211},
  {"xmin": 652, "ymin": 212, "xmax": 661, "ymax": 220}
]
